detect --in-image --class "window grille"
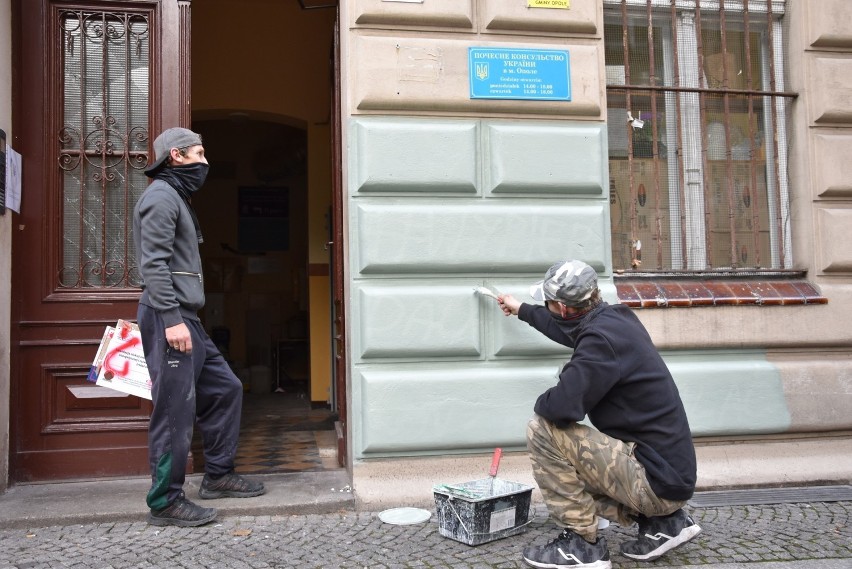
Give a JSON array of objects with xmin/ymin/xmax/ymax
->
[
  {"xmin": 58, "ymin": 9, "xmax": 149, "ymax": 288},
  {"xmin": 605, "ymin": 0, "xmax": 794, "ymax": 273}
]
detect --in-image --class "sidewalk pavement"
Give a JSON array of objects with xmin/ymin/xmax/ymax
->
[{"xmin": 0, "ymin": 473, "xmax": 849, "ymax": 569}]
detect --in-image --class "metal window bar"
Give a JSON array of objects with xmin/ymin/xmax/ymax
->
[
  {"xmin": 605, "ymin": 0, "xmax": 794, "ymax": 273},
  {"xmin": 645, "ymin": 1, "xmax": 664, "ymax": 270},
  {"xmin": 669, "ymin": 0, "xmax": 688, "ymax": 269},
  {"xmin": 58, "ymin": 9, "xmax": 148, "ymax": 289}
]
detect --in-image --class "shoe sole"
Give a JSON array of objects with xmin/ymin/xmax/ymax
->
[
  {"xmin": 198, "ymin": 487, "xmax": 266, "ymax": 500},
  {"xmin": 147, "ymin": 510, "xmax": 218, "ymax": 527},
  {"xmin": 621, "ymin": 523, "xmax": 702, "ymax": 561},
  {"xmin": 522, "ymin": 556, "xmax": 612, "ymax": 569}
]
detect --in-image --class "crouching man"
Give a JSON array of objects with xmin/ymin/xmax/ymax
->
[{"xmin": 497, "ymin": 260, "xmax": 701, "ymax": 568}]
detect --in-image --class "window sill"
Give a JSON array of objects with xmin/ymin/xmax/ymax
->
[{"xmin": 615, "ymin": 279, "xmax": 827, "ymax": 308}]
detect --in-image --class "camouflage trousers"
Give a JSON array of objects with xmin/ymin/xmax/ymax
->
[{"xmin": 527, "ymin": 414, "xmax": 686, "ymax": 542}]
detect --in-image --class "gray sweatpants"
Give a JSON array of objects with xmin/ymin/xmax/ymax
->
[{"xmin": 138, "ymin": 304, "xmax": 244, "ymax": 510}]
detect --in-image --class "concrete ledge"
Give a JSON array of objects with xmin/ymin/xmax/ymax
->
[
  {"xmin": 0, "ymin": 470, "xmax": 354, "ymax": 530},
  {"xmin": 353, "ymin": 452, "xmax": 539, "ymax": 510},
  {"xmin": 694, "ymin": 436, "xmax": 852, "ymax": 490},
  {"xmin": 3, "ymin": 438, "xmax": 850, "ymax": 528},
  {"xmin": 351, "ymin": 437, "xmax": 852, "ymax": 509}
]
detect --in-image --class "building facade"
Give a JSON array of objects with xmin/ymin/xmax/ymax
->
[{"xmin": 1, "ymin": 0, "xmax": 851, "ymax": 502}]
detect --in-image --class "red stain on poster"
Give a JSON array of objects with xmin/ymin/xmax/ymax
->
[{"xmin": 102, "ymin": 323, "xmax": 142, "ymax": 378}]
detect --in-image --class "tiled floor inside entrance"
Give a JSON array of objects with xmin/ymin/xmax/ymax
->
[{"xmin": 191, "ymin": 393, "xmax": 340, "ymax": 475}]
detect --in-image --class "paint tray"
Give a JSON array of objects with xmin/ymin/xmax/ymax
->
[{"xmin": 432, "ymin": 477, "xmax": 533, "ymax": 546}]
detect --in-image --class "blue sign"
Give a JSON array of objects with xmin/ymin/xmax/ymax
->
[{"xmin": 469, "ymin": 47, "xmax": 571, "ymax": 101}]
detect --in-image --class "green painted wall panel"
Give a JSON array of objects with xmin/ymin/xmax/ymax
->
[
  {"xmin": 355, "ymin": 283, "xmax": 483, "ymax": 360},
  {"xmin": 485, "ymin": 123, "xmax": 607, "ymax": 195},
  {"xmin": 356, "ymin": 363, "xmax": 559, "ymax": 454},
  {"xmin": 663, "ymin": 351, "xmax": 791, "ymax": 436},
  {"xmin": 348, "ymin": 116, "xmax": 614, "ymax": 458},
  {"xmin": 347, "ymin": 112, "xmax": 799, "ymax": 459},
  {"xmin": 351, "ymin": 118, "xmax": 479, "ymax": 194},
  {"xmin": 352, "ymin": 351, "xmax": 792, "ymax": 457},
  {"xmin": 353, "ymin": 200, "xmax": 608, "ymax": 274}
]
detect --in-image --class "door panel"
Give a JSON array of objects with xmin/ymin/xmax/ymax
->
[
  {"xmin": 11, "ymin": 0, "xmax": 190, "ymax": 482},
  {"xmin": 330, "ymin": 9, "xmax": 347, "ymax": 468}
]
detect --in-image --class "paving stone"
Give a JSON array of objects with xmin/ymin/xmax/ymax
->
[{"xmin": 0, "ymin": 502, "xmax": 850, "ymax": 568}]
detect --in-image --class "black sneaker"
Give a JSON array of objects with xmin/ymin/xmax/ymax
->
[
  {"xmin": 620, "ymin": 508, "xmax": 702, "ymax": 561},
  {"xmin": 199, "ymin": 472, "xmax": 266, "ymax": 499},
  {"xmin": 147, "ymin": 493, "xmax": 217, "ymax": 527},
  {"xmin": 523, "ymin": 528, "xmax": 611, "ymax": 569}
]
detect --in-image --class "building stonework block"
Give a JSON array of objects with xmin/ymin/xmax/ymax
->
[
  {"xmin": 480, "ymin": 0, "xmax": 600, "ymax": 36},
  {"xmin": 352, "ymin": 201, "xmax": 609, "ymax": 275},
  {"xmin": 351, "ymin": 118, "xmax": 479, "ymax": 194},
  {"xmin": 485, "ymin": 122, "xmax": 606, "ymax": 195},
  {"xmin": 351, "ymin": 0, "xmax": 600, "ymax": 35},
  {"xmin": 489, "ymin": 282, "xmax": 577, "ymax": 358},
  {"xmin": 350, "ymin": 117, "xmax": 608, "ymax": 196},
  {"xmin": 817, "ymin": 207, "xmax": 852, "ymax": 274},
  {"xmin": 805, "ymin": 0, "xmax": 852, "ymax": 50},
  {"xmin": 809, "ymin": 56, "xmax": 852, "ymax": 125},
  {"xmin": 354, "ymin": 364, "xmax": 556, "ymax": 455},
  {"xmin": 663, "ymin": 351, "xmax": 791, "ymax": 437},
  {"xmin": 352, "ymin": 280, "xmax": 619, "ymax": 362},
  {"xmin": 483, "ymin": 281, "xmax": 615, "ymax": 359},
  {"xmin": 353, "ymin": 280, "xmax": 618, "ymax": 362},
  {"xmin": 770, "ymin": 351, "xmax": 852, "ymax": 432},
  {"xmin": 351, "ymin": 34, "xmax": 602, "ymax": 117},
  {"xmin": 353, "ymin": 283, "xmax": 483, "ymax": 360},
  {"xmin": 812, "ymin": 133, "xmax": 852, "ymax": 198},
  {"xmin": 353, "ymin": 350, "xmax": 799, "ymax": 457},
  {"xmin": 351, "ymin": 0, "xmax": 474, "ymax": 30}
]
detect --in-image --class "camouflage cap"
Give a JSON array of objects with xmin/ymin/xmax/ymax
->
[{"xmin": 529, "ymin": 260, "xmax": 598, "ymax": 306}]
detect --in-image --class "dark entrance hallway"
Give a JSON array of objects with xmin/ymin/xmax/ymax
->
[{"xmin": 192, "ymin": 394, "xmax": 340, "ymax": 475}]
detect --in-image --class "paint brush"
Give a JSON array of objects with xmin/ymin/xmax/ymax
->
[
  {"xmin": 473, "ymin": 286, "xmax": 499, "ymax": 300},
  {"xmin": 488, "ymin": 447, "xmax": 503, "ymax": 495}
]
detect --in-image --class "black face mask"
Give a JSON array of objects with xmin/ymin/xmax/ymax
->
[
  {"xmin": 155, "ymin": 162, "xmax": 209, "ymax": 196},
  {"xmin": 154, "ymin": 163, "xmax": 209, "ymax": 244},
  {"xmin": 171, "ymin": 162, "xmax": 209, "ymax": 193}
]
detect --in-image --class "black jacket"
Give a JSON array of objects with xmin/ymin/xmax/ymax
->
[{"xmin": 518, "ymin": 301, "xmax": 697, "ymax": 501}]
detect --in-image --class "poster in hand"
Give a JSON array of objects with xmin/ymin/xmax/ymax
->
[{"xmin": 89, "ymin": 320, "xmax": 152, "ymax": 400}]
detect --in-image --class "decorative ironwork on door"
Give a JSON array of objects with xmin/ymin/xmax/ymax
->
[{"xmin": 58, "ymin": 9, "xmax": 150, "ymax": 289}]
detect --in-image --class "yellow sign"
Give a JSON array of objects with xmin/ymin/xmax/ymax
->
[{"xmin": 528, "ymin": 0, "xmax": 570, "ymax": 8}]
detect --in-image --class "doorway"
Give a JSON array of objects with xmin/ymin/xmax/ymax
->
[
  {"xmin": 188, "ymin": 1, "xmax": 342, "ymax": 474},
  {"xmin": 8, "ymin": 0, "xmax": 343, "ymax": 484},
  {"xmin": 187, "ymin": 116, "xmax": 335, "ymax": 474}
]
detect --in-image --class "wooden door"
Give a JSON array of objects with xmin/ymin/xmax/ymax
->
[
  {"xmin": 330, "ymin": 9, "xmax": 347, "ymax": 467},
  {"xmin": 10, "ymin": 0, "xmax": 191, "ymax": 481}
]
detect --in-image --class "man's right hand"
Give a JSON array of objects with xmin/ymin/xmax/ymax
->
[
  {"xmin": 497, "ymin": 294, "xmax": 521, "ymax": 317},
  {"xmin": 165, "ymin": 322, "xmax": 192, "ymax": 353}
]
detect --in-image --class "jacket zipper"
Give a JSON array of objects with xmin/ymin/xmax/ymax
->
[{"xmin": 171, "ymin": 271, "xmax": 203, "ymax": 285}]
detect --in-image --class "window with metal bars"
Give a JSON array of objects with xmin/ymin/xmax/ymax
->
[
  {"xmin": 58, "ymin": 9, "xmax": 149, "ymax": 288},
  {"xmin": 605, "ymin": 0, "xmax": 795, "ymax": 273}
]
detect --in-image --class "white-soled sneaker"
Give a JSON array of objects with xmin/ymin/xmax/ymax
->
[
  {"xmin": 620, "ymin": 508, "xmax": 702, "ymax": 561},
  {"xmin": 523, "ymin": 528, "xmax": 611, "ymax": 569}
]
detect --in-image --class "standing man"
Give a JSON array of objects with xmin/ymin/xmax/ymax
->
[
  {"xmin": 497, "ymin": 260, "xmax": 700, "ymax": 569},
  {"xmin": 134, "ymin": 127, "xmax": 265, "ymax": 527}
]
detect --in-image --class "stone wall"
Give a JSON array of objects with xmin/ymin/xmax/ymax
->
[{"xmin": 339, "ymin": 0, "xmax": 851, "ymax": 496}]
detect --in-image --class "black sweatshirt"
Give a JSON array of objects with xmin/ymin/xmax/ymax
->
[{"xmin": 518, "ymin": 301, "xmax": 697, "ymax": 501}]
